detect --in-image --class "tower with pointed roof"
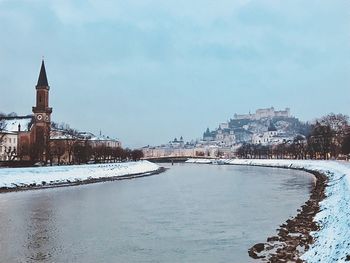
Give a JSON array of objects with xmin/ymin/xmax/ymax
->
[{"xmin": 32, "ymin": 60, "xmax": 52, "ymax": 161}]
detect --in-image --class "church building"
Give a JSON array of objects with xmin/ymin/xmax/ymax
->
[{"xmin": 17, "ymin": 60, "xmax": 52, "ymax": 162}]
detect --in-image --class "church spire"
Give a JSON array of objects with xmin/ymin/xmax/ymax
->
[{"xmin": 36, "ymin": 60, "xmax": 49, "ymax": 87}]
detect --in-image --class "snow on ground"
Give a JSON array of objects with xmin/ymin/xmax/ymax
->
[
  {"xmin": 0, "ymin": 161, "xmax": 160, "ymax": 188},
  {"xmin": 186, "ymin": 158, "xmax": 350, "ymax": 263}
]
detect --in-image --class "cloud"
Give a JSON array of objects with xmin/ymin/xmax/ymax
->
[
  {"xmin": 48, "ymin": 0, "xmax": 251, "ymax": 26},
  {"xmin": 0, "ymin": 0, "xmax": 349, "ymax": 146}
]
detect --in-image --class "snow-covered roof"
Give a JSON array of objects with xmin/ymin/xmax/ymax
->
[
  {"xmin": 78, "ymin": 132, "xmax": 95, "ymax": 139},
  {"xmin": 89, "ymin": 134, "xmax": 119, "ymax": 142},
  {"xmin": 1, "ymin": 116, "xmax": 33, "ymax": 132},
  {"xmin": 0, "ymin": 130, "xmax": 17, "ymax": 135},
  {"xmin": 50, "ymin": 130, "xmax": 120, "ymax": 142},
  {"xmin": 50, "ymin": 134, "xmax": 76, "ymax": 140}
]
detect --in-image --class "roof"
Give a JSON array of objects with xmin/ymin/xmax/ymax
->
[
  {"xmin": 37, "ymin": 60, "xmax": 49, "ymax": 87},
  {"xmin": 50, "ymin": 133, "xmax": 76, "ymax": 140},
  {"xmin": 1, "ymin": 116, "xmax": 33, "ymax": 132},
  {"xmin": 0, "ymin": 131, "xmax": 17, "ymax": 135},
  {"xmin": 89, "ymin": 134, "xmax": 120, "ymax": 142}
]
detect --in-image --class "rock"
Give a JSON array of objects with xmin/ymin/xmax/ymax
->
[
  {"xmin": 248, "ymin": 249, "xmax": 265, "ymax": 259},
  {"xmin": 267, "ymin": 236, "xmax": 279, "ymax": 242},
  {"xmin": 253, "ymin": 243, "xmax": 265, "ymax": 253},
  {"xmin": 248, "ymin": 243, "xmax": 266, "ymax": 259}
]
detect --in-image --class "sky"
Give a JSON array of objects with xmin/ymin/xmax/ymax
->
[{"xmin": 0, "ymin": 0, "xmax": 349, "ymax": 147}]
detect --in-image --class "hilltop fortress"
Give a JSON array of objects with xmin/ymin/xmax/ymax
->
[
  {"xmin": 203, "ymin": 107, "xmax": 296, "ymax": 147},
  {"xmin": 234, "ymin": 107, "xmax": 290, "ymax": 120},
  {"xmin": 143, "ymin": 106, "xmax": 308, "ymax": 159}
]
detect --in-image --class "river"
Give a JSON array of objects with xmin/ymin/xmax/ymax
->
[{"xmin": 0, "ymin": 163, "xmax": 314, "ymax": 263}]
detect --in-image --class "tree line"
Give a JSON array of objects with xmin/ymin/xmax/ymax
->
[
  {"xmin": 19, "ymin": 138, "xmax": 144, "ymax": 165},
  {"xmin": 237, "ymin": 113, "xmax": 350, "ymax": 160}
]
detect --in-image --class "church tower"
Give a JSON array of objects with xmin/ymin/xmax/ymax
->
[{"xmin": 32, "ymin": 60, "xmax": 52, "ymax": 161}]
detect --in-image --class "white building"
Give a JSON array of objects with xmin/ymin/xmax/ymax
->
[
  {"xmin": 0, "ymin": 116, "xmax": 33, "ymax": 161},
  {"xmin": 215, "ymin": 128, "xmax": 235, "ymax": 147},
  {"xmin": 252, "ymin": 123, "xmax": 278, "ymax": 145},
  {"xmin": 0, "ymin": 132, "xmax": 18, "ymax": 161},
  {"xmin": 88, "ymin": 134, "xmax": 121, "ymax": 148}
]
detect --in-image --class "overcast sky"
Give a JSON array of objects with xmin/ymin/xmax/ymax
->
[{"xmin": 0, "ymin": 0, "xmax": 349, "ymax": 147}]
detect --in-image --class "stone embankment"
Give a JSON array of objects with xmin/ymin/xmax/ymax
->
[{"xmin": 248, "ymin": 170, "xmax": 327, "ymax": 262}]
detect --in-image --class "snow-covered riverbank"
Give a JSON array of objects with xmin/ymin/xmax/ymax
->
[
  {"xmin": 0, "ymin": 161, "xmax": 161, "ymax": 191},
  {"xmin": 186, "ymin": 158, "xmax": 350, "ymax": 262}
]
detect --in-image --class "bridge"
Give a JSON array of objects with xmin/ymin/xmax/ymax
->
[{"xmin": 144, "ymin": 156, "xmax": 216, "ymax": 163}]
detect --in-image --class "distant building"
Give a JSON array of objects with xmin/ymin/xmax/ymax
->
[
  {"xmin": 168, "ymin": 136, "xmax": 185, "ymax": 148},
  {"xmin": 252, "ymin": 122, "xmax": 278, "ymax": 145},
  {"xmin": 234, "ymin": 107, "xmax": 290, "ymax": 120},
  {"xmin": 81, "ymin": 132, "xmax": 121, "ymax": 149}
]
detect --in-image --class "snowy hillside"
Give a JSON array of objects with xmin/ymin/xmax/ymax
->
[{"xmin": 0, "ymin": 161, "xmax": 160, "ymax": 189}]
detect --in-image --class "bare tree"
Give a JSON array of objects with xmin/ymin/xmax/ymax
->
[
  {"xmin": 18, "ymin": 142, "xmax": 30, "ymax": 161},
  {"xmin": 307, "ymin": 122, "xmax": 332, "ymax": 159},
  {"xmin": 72, "ymin": 141, "xmax": 92, "ymax": 164},
  {"xmin": 131, "ymin": 149, "xmax": 144, "ymax": 161},
  {"xmin": 111, "ymin": 147, "xmax": 123, "ymax": 162},
  {"xmin": 50, "ymin": 140, "xmax": 66, "ymax": 165},
  {"xmin": 320, "ymin": 113, "xmax": 349, "ymax": 157},
  {"xmin": 60, "ymin": 129, "xmax": 80, "ymax": 164},
  {"xmin": 319, "ymin": 113, "xmax": 349, "ymax": 132},
  {"xmin": 0, "ymin": 118, "xmax": 7, "ymax": 145}
]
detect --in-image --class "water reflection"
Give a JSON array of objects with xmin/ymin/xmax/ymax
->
[
  {"xmin": 278, "ymin": 170, "xmax": 315, "ymax": 192},
  {"xmin": 24, "ymin": 195, "xmax": 59, "ymax": 262}
]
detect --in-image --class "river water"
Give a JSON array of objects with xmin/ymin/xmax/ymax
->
[{"xmin": 0, "ymin": 163, "xmax": 314, "ymax": 263}]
